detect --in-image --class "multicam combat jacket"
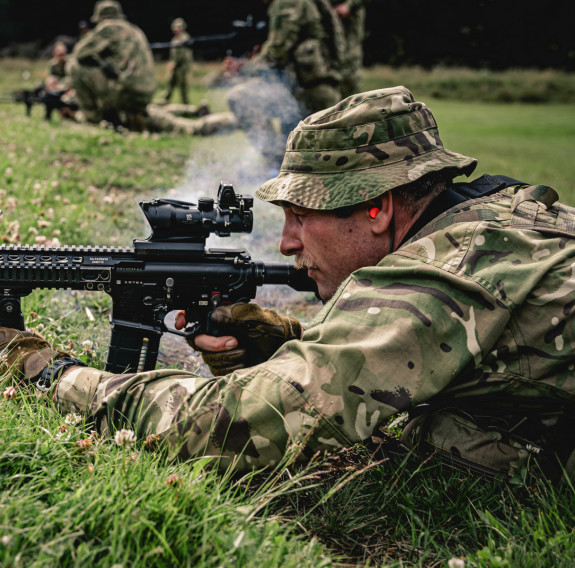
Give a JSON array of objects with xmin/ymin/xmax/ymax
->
[
  {"xmin": 55, "ymin": 182, "xmax": 575, "ymax": 473},
  {"xmin": 329, "ymin": 0, "xmax": 366, "ymax": 97},
  {"xmin": 70, "ymin": 17, "xmax": 156, "ymax": 100},
  {"xmin": 254, "ymin": 0, "xmax": 343, "ymax": 89}
]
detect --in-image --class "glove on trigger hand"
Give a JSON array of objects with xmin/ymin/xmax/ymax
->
[
  {"xmin": 189, "ymin": 302, "xmax": 303, "ymax": 376},
  {"xmin": 0, "ymin": 326, "xmax": 70, "ymax": 382}
]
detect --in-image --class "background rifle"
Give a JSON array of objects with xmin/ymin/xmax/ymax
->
[
  {"xmin": 8, "ymin": 85, "xmax": 78, "ymax": 120},
  {"xmin": 150, "ymin": 16, "xmax": 267, "ymax": 57},
  {"xmin": 0, "ymin": 183, "xmax": 316, "ymax": 373}
]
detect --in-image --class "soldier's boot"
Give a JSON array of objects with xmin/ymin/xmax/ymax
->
[
  {"xmin": 125, "ymin": 113, "xmax": 147, "ymax": 133},
  {"xmin": 197, "ymin": 100, "xmax": 210, "ymax": 117}
]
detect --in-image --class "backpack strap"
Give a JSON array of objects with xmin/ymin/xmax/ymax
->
[
  {"xmin": 402, "ymin": 174, "xmax": 527, "ymax": 245},
  {"xmin": 452, "ymin": 173, "xmax": 526, "ymax": 199}
]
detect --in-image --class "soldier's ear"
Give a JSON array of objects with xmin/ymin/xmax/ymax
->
[{"xmin": 368, "ymin": 194, "xmax": 393, "ymax": 235}]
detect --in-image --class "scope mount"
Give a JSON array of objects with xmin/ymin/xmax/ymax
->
[{"xmin": 133, "ymin": 182, "xmax": 254, "ymax": 256}]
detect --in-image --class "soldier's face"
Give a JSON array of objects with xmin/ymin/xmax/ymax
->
[{"xmin": 279, "ymin": 204, "xmax": 388, "ymax": 301}]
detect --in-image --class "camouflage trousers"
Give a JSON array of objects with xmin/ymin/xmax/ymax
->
[
  {"xmin": 146, "ymin": 104, "xmax": 238, "ymax": 136},
  {"xmin": 400, "ymin": 405, "xmax": 575, "ymax": 486},
  {"xmin": 164, "ymin": 66, "xmax": 189, "ymax": 104},
  {"xmin": 68, "ymin": 61, "xmax": 153, "ymax": 125}
]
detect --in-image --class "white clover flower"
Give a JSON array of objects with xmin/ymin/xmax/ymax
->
[
  {"xmin": 64, "ymin": 413, "xmax": 82, "ymax": 425},
  {"xmin": 55, "ymin": 431, "xmax": 71, "ymax": 441},
  {"xmin": 4, "ymin": 167, "xmax": 13, "ymax": 177},
  {"xmin": 81, "ymin": 340, "xmax": 94, "ymax": 348},
  {"xmin": 114, "ymin": 428, "xmax": 136, "ymax": 448},
  {"xmin": 3, "ymin": 386, "xmax": 17, "ymax": 400},
  {"xmin": 448, "ymin": 559, "xmax": 465, "ymax": 568}
]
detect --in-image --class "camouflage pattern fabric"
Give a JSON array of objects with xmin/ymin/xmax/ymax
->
[
  {"xmin": 227, "ymin": 0, "xmax": 344, "ymax": 166},
  {"xmin": 164, "ymin": 28, "xmax": 193, "ymax": 104},
  {"xmin": 330, "ymin": 0, "xmax": 366, "ymax": 97},
  {"xmin": 49, "ymin": 58, "xmax": 67, "ymax": 81},
  {"xmin": 255, "ymin": 0, "xmax": 342, "ymax": 105},
  {"xmin": 66, "ymin": 9, "xmax": 156, "ymax": 124},
  {"xmin": 146, "ymin": 104, "xmax": 238, "ymax": 136},
  {"xmin": 53, "ymin": 182, "xmax": 575, "ymax": 480},
  {"xmin": 256, "ymin": 86, "xmax": 477, "ymax": 209}
]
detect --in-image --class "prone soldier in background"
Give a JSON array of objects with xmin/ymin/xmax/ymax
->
[{"xmin": 66, "ymin": 0, "xmax": 156, "ymax": 131}]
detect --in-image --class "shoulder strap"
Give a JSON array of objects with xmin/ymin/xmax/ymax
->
[
  {"xmin": 452, "ymin": 174, "xmax": 526, "ymax": 199},
  {"xmin": 401, "ymin": 174, "xmax": 527, "ymax": 245}
]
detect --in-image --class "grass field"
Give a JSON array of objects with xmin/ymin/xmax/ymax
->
[{"xmin": 1, "ymin": 59, "xmax": 575, "ymax": 567}]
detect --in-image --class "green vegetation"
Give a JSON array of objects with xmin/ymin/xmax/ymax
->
[
  {"xmin": 362, "ymin": 66, "xmax": 575, "ymax": 104},
  {"xmin": 1, "ymin": 60, "xmax": 575, "ymax": 567}
]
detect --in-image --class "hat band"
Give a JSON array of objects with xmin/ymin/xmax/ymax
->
[
  {"xmin": 282, "ymin": 126, "xmax": 445, "ymax": 175},
  {"xmin": 287, "ymin": 107, "xmax": 437, "ymax": 151}
]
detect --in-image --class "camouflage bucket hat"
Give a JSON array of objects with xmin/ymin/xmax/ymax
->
[
  {"xmin": 256, "ymin": 86, "xmax": 477, "ymax": 210},
  {"xmin": 91, "ymin": 0, "xmax": 125, "ymax": 23}
]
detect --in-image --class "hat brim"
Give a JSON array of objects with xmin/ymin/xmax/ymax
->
[{"xmin": 256, "ymin": 147, "xmax": 477, "ymax": 210}]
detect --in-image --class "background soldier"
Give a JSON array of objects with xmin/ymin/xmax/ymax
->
[
  {"xmin": 66, "ymin": 0, "xmax": 156, "ymax": 130},
  {"xmin": 331, "ymin": 0, "xmax": 367, "ymax": 97},
  {"xmin": 48, "ymin": 41, "xmax": 69, "ymax": 83},
  {"xmin": 226, "ymin": 0, "xmax": 345, "ymax": 169},
  {"xmin": 162, "ymin": 17, "xmax": 193, "ymax": 105}
]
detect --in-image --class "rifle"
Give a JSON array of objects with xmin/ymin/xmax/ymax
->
[
  {"xmin": 9, "ymin": 85, "xmax": 78, "ymax": 120},
  {"xmin": 149, "ymin": 16, "xmax": 267, "ymax": 57},
  {"xmin": 0, "ymin": 183, "xmax": 317, "ymax": 373}
]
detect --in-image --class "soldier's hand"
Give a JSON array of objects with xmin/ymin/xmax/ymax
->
[
  {"xmin": 0, "ymin": 326, "xmax": 69, "ymax": 382},
  {"xmin": 223, "ymin": 56, "xmax": 244, "ymax": 77},
  {"xmin": 180, "ymin": 303, "xmax": 303, "ymax": 375}
]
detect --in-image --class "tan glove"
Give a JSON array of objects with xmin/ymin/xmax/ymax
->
[
  {"xmin": 190, "ymin": 302, "xmax": 303, "ymax": 375},
  {"xmin": 0, "ymin": 327, "xmax": 72, "ymax": 387}
]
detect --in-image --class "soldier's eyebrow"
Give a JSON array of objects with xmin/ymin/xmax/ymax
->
[{"xmin": 280, "ymin": 202, "xmax": 306, "ymax": 214}]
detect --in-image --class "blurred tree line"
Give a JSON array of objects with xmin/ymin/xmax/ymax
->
[{"xmin": 0, "ymin": 0, "xmax": 573, "ymax": 71}]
